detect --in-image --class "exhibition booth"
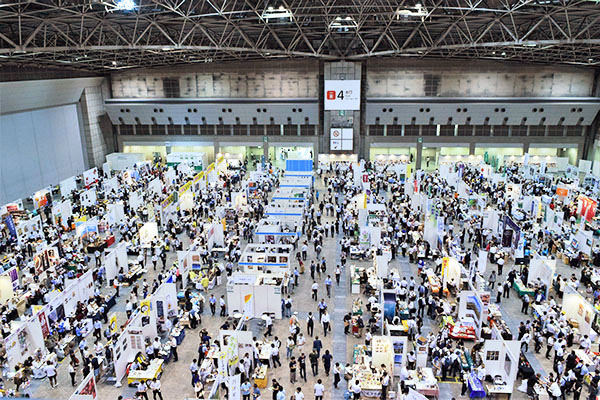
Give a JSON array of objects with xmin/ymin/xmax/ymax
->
[
  {"xmin": 226, "ymin": 273, "xmax": 286, "ymax": 319},
  {"xmin": 238, "ymin": 243, "xmax": 292, "ymax": 274}
]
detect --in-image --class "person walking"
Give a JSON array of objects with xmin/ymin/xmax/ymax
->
[
  {"xmin": 521, "ymin": 293, "xmax": 530, "ymax": 314},
  {"xmin": 309, "ymin": 350, "xmax": 319, "ymax": 376},
  {"xmin": 335, "ymin": 266, "xmax": 341, "ymax": 286},
  {"xmin": 321, "ymin": 310, "xmax": 331, "ymax": 337},
  {"xmin": 298, "ymin": 353, "xmax": 307, "ymax": 382},
  {"xmin": 333, "ymin": 362, "xmax": 341, "ymax": 389},
  {"xmin": 44, "ymin": 361, "xmax": 57, "ymax": 388},
  {"xmin": 322, "ymin": 350, "xmax": 333, "ymax": 376},
  {"xmin": 209, "ymin": 295, "xmax": 216, "ymax": 315}
]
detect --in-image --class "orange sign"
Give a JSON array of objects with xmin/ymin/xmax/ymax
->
[{"xmin": 556, "ymin": 187, "xmax": 568, "ymax": 197}]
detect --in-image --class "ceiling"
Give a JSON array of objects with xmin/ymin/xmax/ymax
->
[{"xmin": 1, "ymin": 0, "xmax": 600, "ymax": 72}]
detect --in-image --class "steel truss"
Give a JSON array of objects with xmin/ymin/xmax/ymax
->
[{"xmin": 0, "ymin": 0, "xmax": 599, "ymax": 72}]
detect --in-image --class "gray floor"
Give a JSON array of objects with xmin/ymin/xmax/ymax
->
[{"xmin": 24, "ymin": 173, "xmax": 588, "ymax": 400}]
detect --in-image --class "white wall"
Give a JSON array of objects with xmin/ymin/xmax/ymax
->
[{"xmin": 0, "ymin": 104, "xmax": 85, "ymax": 203}]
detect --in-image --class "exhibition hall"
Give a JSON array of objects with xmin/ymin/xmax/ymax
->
[{"xmin": 2, "ymin": 1, "xmax": 600, "ymax": 400}]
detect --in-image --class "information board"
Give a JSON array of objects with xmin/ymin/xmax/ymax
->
[{"xmin": 324, "ymin": 80, "xmax": 361, "ymax": 110}]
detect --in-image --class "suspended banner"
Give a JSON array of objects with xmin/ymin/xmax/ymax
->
[{"xmin": 578, "ymin": 195, "xmax": 597, "ymax": 222}]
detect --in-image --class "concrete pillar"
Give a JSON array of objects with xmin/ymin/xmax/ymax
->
[
  {"xmin": 416, "ymin": 141, "xmax": 423, "ymax": 170},
  {"xmin": 214, "ymin": 140, "xmax": 220, "ymax": 163},
  {"xmin": 523, "ymin": 142, "xmax": 530, "ymax": 155},
  {"xmin": 469, "ymin": 142, "xmax": 475, "ymax": 155}
]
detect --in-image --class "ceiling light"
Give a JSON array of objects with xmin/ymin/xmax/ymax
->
[
  {"xmin": 262, "ymin": 5, "xmax": 292, "ymax": 21},
  {"xmin": 112, "ymin": 61, "xmax": 118, "ymax": 66},
  {"xmin": 113, "ymin": 0, "xmax": 136, "ymax": 11},
  {"xmin": 395, "ymin": 3, "xmax": 427, "ymax": 20},
  {"xmin": 501, "ymin": 51, "xmax": 506, "ymax": 56},
  {"xmin": 330, "ymin": 16, "xmax": 357, "ymax": 31}
]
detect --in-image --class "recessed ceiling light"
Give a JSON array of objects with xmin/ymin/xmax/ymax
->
[{"xmin": 112, "ymin": 61, "xmax": 117, "ymax": 66}]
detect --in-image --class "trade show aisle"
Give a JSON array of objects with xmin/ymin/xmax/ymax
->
[{"xmin": 332, "ymin": 233, "xmax": 348, "ymax": 398}]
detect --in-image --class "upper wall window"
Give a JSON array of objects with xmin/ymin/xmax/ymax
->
[{"xmin": 163, "ymin": 78, "xmax": 180, "ymax": 98}]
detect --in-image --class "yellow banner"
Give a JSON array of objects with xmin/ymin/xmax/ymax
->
[
  {"xmin": 193, "ymin": 171, "xmax": 205, "ymax": 184},
  {"xmin": 109, "ymin": 313, "xmax": 118, "ymax": 334},
  {"xmin": 160, "ymin": 192, "xmax": 176, "ymax": 209},
  {"xmin": 206, "ymin": 163, "xmax": 215, "ymax": 173},
  {"xmin": 178, "ymin": 181, "xmax": 193, "ymax": 197}
]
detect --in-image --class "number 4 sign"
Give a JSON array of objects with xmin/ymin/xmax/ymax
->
[{"xmin": 324, "ymin": 80, "xmax": 361, "ymax": 110}]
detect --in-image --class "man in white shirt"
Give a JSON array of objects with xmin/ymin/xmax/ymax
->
[
  {"xmin": 293, "ymin": 387, "xmax": 305, "ymax": 400},
  {"xmin": 150, "ymin": 378, "xmax": 163, "ymax": 400},
  {"xmin": 313, "ymin": 379, "xmax": 325, "ymax": 400},
  {"xmin": 311, "ymin": 281, "xmax": 319, "ymax": 301},
  {"xmin": 350, "ymin": 380, "xmax": 362, "ymax": 399}
]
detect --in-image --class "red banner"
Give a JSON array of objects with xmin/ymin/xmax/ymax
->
[
  {"xmin": 579, "ymin": 196, "xmax": 597, "ymax": 222},
  {"xmin": 38, "ymin": 311, "xmax": 49, "ymax": 338}
]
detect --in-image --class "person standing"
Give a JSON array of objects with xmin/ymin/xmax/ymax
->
[
  {"xmin": 335, "ymin": 266, "xmax": 341, "ymax": 286},
  {"xmin": 219, "ymin": 295, "xmax": 227, "ymax": 317},
  {"xmin": 311, "ymin": 281, "xmax": 318, "ymax": 301},
  {"xmin": 68, "ymin": 361, "xmax": 76, "ymax": 386},
  {"xmin": 270, "ymin": 343, "xmax": 281, "ymax": 368},
  {"xmin": 136, "ymin": 380, "xmax": 149, "ymax": 400},
  {"xmin": 293, "ymin": 387, "xmax": 305, "ymax": 400},
  {"xmin": 170, "ymin": 336, "xmax": 179, "ymax": 362},
  {"xmin": 350, "ymin": 380, "xmax": 362, "ymax": 400},
  {"xmin": 209, "ymin": 294, "xmax": 217, "ymax": 315},
  {"xmin": 241, "ymin": 380, "xmax": 252, "ymax": 400},
  {"xmin": 150, "ymin": 378, "xmax": 163, "ymax": 400},
  {"xmin": 521, "ymin": 294, "xmax": 530, "ymax": 314},
  {"xmin": 314, "ymin": 379, "xmax": 325, "ymax": 400},
  {"xmin": 381, "ymin": 371, "xmax": 390, "ymax": 400},
  {"xmin": 306, "ymin": 312, "xmax": 314, "ymax": 337},
  {"xmin": 289, "ymin": 356, "xmax": 297, "ymax": 383}
]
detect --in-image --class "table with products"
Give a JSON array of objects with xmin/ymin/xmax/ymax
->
[
  {"xmin": 170, "ymin": 326, "xmax": 185, "ymax": 345},
  {"xmin": 405, "ymin": 367, "xmax": 439, "ymax": 398},
  {"xmin": 127, "ymin": 359, "xmax": 164, "ymax": 385},
  {"xmin": 485, "ymin": 384, "xmax": 512, "ymax": 399},
  {"xmin": 253, "ymin": 365, "xmax": 268, "ymax": 388},
  {"xmin": 467, "ymin": 372, "xmax": 486, "ymax": 398},
  {"xmin": 512, "ymin": 279, "xmax": 535, "ymax": 297}
]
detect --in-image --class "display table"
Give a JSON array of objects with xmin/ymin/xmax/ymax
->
[
  {"xmin": 253, "ymin": 365, "xmax": 268, "ymax": 388},
  {"xmin": 127, "ymin": 359, "xmax": 164, "ymax": 385},
  {"xmin": 171, "ymin": 327, "xmax": 185, "ymax": 345},
  {"xmin": 406, "ymin": 368, "xmax": 439, "ymax": 398},
  {"xmin": 467, "ymin": 372, "xmax": 486, "ymax": 398},
  {"xmin": 512, "ymin": 279, "xmax": 535, "ymax": 297},
  {"xmin": 485, "ymin": 384, "xmax": 512, "ymax": 399}
]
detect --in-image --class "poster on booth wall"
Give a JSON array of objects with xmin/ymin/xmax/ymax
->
[
  {"xmin": 83, "ymin": 168, "xmax": 99, "ymax": 187},
  {"xmin": 80, "ymin": 189, "xmax": 97, "ymax": 207},
  {"xmin": 60, "ymin": 176, "xmax": 77, "ymax": 198},
  {"xmin": 38, "ymin": 310, "xmax": 50, "ymax": 339},
  {"xmin": 69, "ymin": 372, "xmax": 97, "ymax": 400}
]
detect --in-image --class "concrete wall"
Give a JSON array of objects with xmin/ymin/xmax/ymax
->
[
  {"xmin": 366, "ymin": 59, "xmax": 595, "ymax": 98},
  {"xmin": 0, "ymin": 104, "xmax": 86, "ymax": 204},
  {"xmin": 110, "ymin": 60, "xmax": 319, "ymax": 99},
  {"xmin": 80, "ymin": 84, "xmax": 110, "ymax": 167}
]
